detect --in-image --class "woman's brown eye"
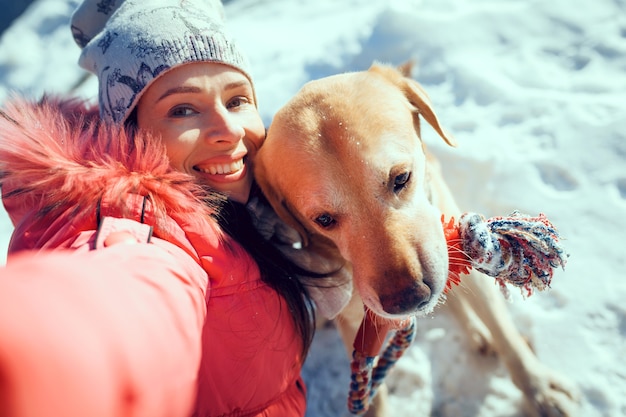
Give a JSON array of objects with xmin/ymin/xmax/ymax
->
[
  {"xmin": 227, "ymin": 96, "xmax": 249, "ymax": 109},
  {"xmin": 169, "ymin": 106, "xmax": 196, "ymax": 117},
  {"xmin": 393, "ymin": 171, "xmax": 411, "ymax": 193}
]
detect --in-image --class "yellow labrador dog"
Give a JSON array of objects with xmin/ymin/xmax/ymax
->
[{"xmin": 255, "ymin": 63, "xmax": 579, "ymax": 417}]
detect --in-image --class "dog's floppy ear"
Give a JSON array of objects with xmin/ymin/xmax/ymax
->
[
  {"xmin": 254, "ymin": 157, "xmax": 311, "ymax": 247},
  {"xmin": 276, "ymin": 199, "xmax": 310, "ymax": 247},
  {"xmin": 370, "ymin": 63, "xmax": 457, "ymax": 147}
]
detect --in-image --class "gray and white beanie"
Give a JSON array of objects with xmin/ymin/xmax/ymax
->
[{"xmin": 71, "ymin": 0, "xmax": 253, "ymax": 125}]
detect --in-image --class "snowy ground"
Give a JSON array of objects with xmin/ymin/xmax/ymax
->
[{"xmin": 1, "ymin": 0, "xmax": 625, "ymax": 416}]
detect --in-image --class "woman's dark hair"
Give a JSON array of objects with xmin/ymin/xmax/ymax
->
[{"xmin": 215, "ymin": 189, "xmax": 323, "ymax": 361}]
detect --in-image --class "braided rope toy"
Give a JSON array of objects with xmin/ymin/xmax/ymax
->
[
  {"xmin": 347, "ymin": 211, "xmax": 568, "ymax": 415},
  {"xmin": 444, "ymin": 210, "xmax": 568, "ymax": 297}
]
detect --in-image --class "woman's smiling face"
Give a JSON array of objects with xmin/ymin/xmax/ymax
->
[{"xmin": 136, "ymin": 62, "xmax": 265, "ymax": 203}]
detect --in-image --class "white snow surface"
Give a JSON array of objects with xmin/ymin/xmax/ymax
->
[{"xmin": 0, "ymin": 0, "xmax": 624, "ymax": 416}]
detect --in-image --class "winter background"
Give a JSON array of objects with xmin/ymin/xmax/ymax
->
[{"xmin": 0, "ymin": 0, "xmax": 624, "ymax": 416}]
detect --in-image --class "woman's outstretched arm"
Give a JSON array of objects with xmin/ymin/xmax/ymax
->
[{"xmin": 0, "ymin": 240, "xmax": 207, "ymax": 417}]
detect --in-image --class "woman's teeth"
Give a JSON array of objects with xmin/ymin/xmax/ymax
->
[{"xmin": 196, "ymin": 159, "xmax": 244, "ymax": 175}]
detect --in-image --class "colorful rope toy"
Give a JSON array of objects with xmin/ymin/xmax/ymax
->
[
  {"xmin": 443, "ymin": 210, "xmax": 568, "ymax": 297},
  {"xmin": 347, "ymin": 211, "xmax": 568, "ymax": 415}
]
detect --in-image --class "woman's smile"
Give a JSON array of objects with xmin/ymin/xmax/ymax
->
[
  {"xmin": 193, "ymin": 155, "xmax": 248, "ymax": 183},
  {"xmin": 194, "ymin": 159, "xmax": 244, "ymax": 176}
]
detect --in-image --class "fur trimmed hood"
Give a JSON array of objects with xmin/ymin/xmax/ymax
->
[{"xmin": 0, "ymin": 96, "xmax": 224, "ymax": 252}]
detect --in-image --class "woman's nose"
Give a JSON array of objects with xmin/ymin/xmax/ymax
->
[{"xmin": 203, "ymin": 109, "xmax": 245, "ymax": 144}]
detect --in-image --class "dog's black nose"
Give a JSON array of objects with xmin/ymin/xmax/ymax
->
[{"xmin": 379, "ymin": 282, "xmax": 432, "ymax": 316}]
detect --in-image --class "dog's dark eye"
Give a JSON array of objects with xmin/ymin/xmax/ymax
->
[
  {"xmin": 393, "ymin": 171, "xmax": 411, "ymax": 193},
  {"xmin": 314, "ymin": 213, "xmax": 336, "ymax": 228}
]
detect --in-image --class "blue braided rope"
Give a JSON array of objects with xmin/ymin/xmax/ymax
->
[
  {"xmin": 347, "ymin": 318, "xmax": 417, "ymax": 415},
  {"xmin": 370, "ymin": 319, "xmax": 417, "ymax": 397}
]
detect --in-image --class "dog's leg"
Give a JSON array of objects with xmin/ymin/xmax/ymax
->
[
  {"xmin": 447, "ymin": 236, "xmax": 581, "ymax": 417},
  {"xmin": 443, "ymin": 288, "xmax": 496, "ymax": 356},
  {"xmin": 458, "ymin": 273, "xmax": 581, "ymax": 417},
  {"xmin": 427, "ymin": 154, "xmax": 580, "ymax": 416}
]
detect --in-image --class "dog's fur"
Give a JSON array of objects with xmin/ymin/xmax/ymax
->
[{"xmin": 255, "ymin": 63, "xmax": 580, "ymax": 416}]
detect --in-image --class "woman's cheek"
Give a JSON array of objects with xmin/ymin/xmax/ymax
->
[{"xmin": 162, "ymin": 141, "xmax": 190, "ymax": 173}]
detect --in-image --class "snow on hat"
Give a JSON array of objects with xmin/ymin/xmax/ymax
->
[{"xmin": 70, "ymin": 0, "xmax": 252, "ymax": 124}]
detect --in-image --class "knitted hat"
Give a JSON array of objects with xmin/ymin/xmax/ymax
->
[{"xmin": 70, "ymin": 0, "xmax": 252, "ymax": 124}]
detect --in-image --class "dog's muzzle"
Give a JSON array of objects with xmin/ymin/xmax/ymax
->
[{"xmin": 378, "ymin": 280, "xmax": 432, "ymax": 316}]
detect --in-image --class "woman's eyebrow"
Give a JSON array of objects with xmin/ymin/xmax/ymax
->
[
  {"xmin": 157, "ymin": 86, "xmax": 202, "ymax": 102},
  {"xmin": 157, "ymin": 80, "xmax": 251, "ymax": 102},
  {"xmin": 224, "ymin": 80, "xmax": 249, "ymax": 91}
]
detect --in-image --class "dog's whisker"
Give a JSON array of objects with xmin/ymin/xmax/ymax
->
[
  {"xmin": 448, "ymin": 256, "xmax": 472, "ymax": 265},
  {"xmin": 446, "ymin": 239, "xmax": 472, "ymax": 257},
  {"xmin": 448, "ymin": 247, "xmax": 473, "ymax": 260}
]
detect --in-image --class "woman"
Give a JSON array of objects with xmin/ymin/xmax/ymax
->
[{"xmin": 0, "ymin": 0, "xmax": 330, "ymax": 415}]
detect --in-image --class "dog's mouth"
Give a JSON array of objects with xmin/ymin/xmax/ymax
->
[{"xmin": 354, "ymin": 307, "xmax": 412, "ymax": 357}]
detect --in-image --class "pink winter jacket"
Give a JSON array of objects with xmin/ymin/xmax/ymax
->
[{"xmin": 0, "ymin": 98, "xmax": 305, "ymax": 417}]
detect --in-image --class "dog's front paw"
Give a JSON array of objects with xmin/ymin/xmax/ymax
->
[{"xmin": 519, "ymin": 366, "xmax": 581, "ymax": 417}]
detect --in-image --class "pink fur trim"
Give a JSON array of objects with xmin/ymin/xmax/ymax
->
[{"xmin": 0, "ymin": 96, "xmax": 223, "ymax": 239}]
